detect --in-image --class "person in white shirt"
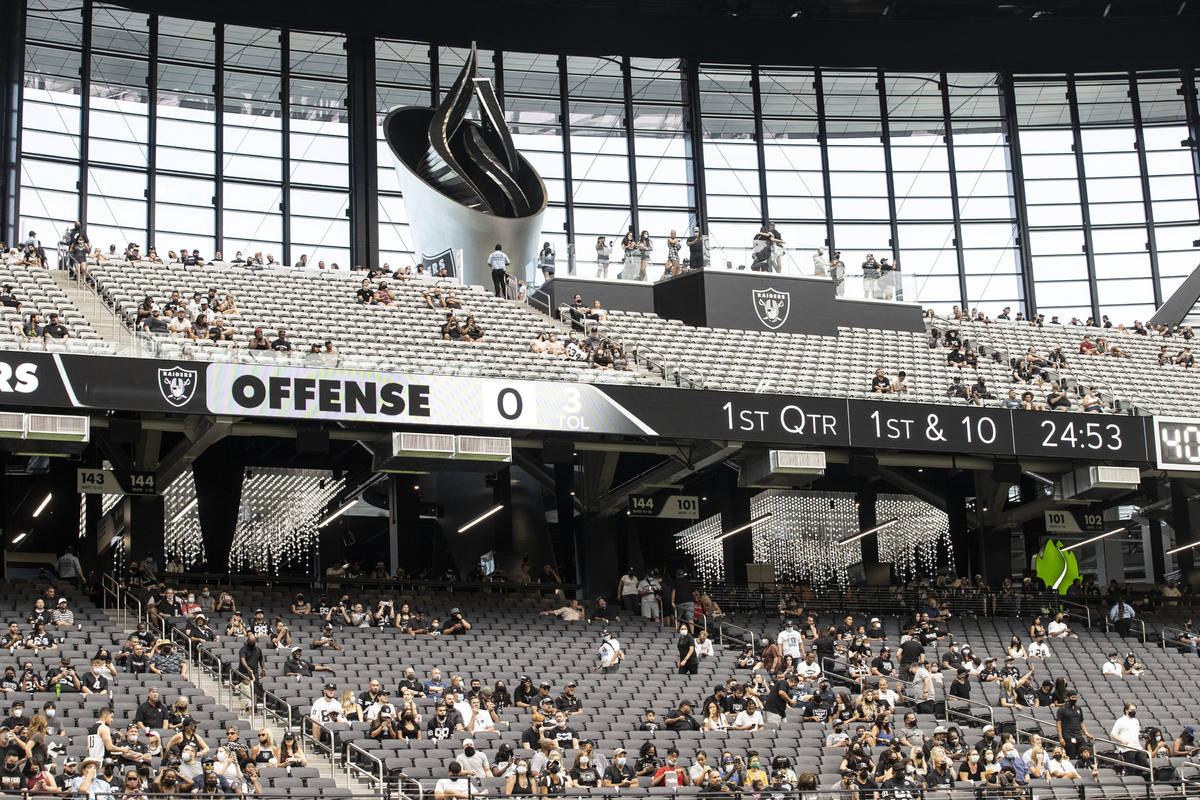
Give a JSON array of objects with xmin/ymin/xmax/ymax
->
[
  {"xmin": 1046, "ymin": 748, "xmax": 1079, "ymax": 780},
  {"xmin": 487, "ymin": 244, "xmax": 511, "ymax": 298},
  {"xmin": 1101, "ymin": 652, "xmax": 1124, "ymax": 677},
  {"xmin": 695, "ymin": 631, "xmax": 714, "ymax": 659},
  {"xmin": 365, "ymin": 691, "xmax": 396, "ymax": 722},
  {"xmin": 1047, "ymin": 613, "xmax": 1075, "ymax": 638},
  {"xmin": 464, "ymin": 697, "xmax": 497, "ymax": 733},
  {"xmin": 1022, "ymin": 735, "xmax": 1050, "ymax": 776},
  {"xmin": 731, "ymin": 698, "xmax": 764, "ymax": 731},
  {"xmin": 435, "ymin": 762, "xmax": 474, "ymax": 799},
  {"xmin": 308, "ymin": 683, "xmax": 342, "ymax": 737},
  {"xmin": 637, "ymin": 572, "xmax": 662, "ymax": 621},
  {"xmin": 450, "ymin": 691, "xmax": 473, "ymax": 724},
  {"xmin": 1028, "ymin": 637, "xmax": 1050, "ymax": 659},
  {"xmin": 777, "ymin": 622, "xmax": 804, "ymax": 659},
  {"xmin": 796, "ymin": 651, "xmax": 822, "ymax": 682},
  {"xmin": 876, "ymin": 678, "xmax": 899, "ymax": 709},
  {"xmin": 1110, "ymin": 702, "xmax": 1150, "ymax": 773},
  {"xmin": 595, "ymin": 630, "xmax": 624, "ymax": 674}
]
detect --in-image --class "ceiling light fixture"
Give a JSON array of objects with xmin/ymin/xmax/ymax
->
[
  {"xmin": 32, "ymin": 493, "xmax": 52, "ymax": 518},
  {"xmin": 839, "ymin": 518, "xmax": 899, "ymax": 546},
  {"xmin": 458, "ymin": 504, "xmax": 504, "ymax": 533},
  {"xmin": 1061, "ymin": 526, "xmax": 1129, "ymax": 552},
  {"xmin": 714, "ymin": 513, "xmax": 774, "ymax": 541}
]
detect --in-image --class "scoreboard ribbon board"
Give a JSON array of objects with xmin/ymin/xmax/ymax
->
[{"xmin": 0, "ymin": 351, "xmax": 1155, "ymax": 462}]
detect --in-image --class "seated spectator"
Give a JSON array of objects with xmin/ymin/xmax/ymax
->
[
  {"xmin": 1048, "ymin": 346, "xmax": 1068, "ymax": 368},
  {"xmin": 1079, "ymin": 336, "xmax": 1097, "ymax": 354},
  {"xmin": 947, "ymin": 345, "xmax": 967, "ymax": 368},
  {"xmin": 216, "ymin": 293, "xmax": 238, "ymax": 314},
  {"xmin": 892, "ymin": 371, "xmax": 908, "ymax": 393},
  {"xmin": 462, "ymin": 316, "xmax": 484, "ymax": 342},
  {"xmin": 441, "ymin": 313, "xmax": 463, "ymax": 341},
  {"xmin": 1081, "ymin": 389, "xmax": 1104, "ymax": 413},
  {"xmin": 374, "ymin": 281, "xmax": 396, "ymax": 306},
  {"xmin": 540, "ymin": 600, "xmax": 585, "ymax": 621},
  {"xmin": 871, "ymin": 369, "xmax": 892, "ymax": 394},
  {"xmin": 356, "ymin": 279, "xmax": 374, "ymax": 304},
  {"xmin": 530, "ymin": 333, "xmax": 550, "ymax": 353},
  {"xmin": 999, "ymin": 389, "xmax": 1021, "ymax": 409},
  {"xmin": 270, "ymin": 329, "xmax": 292, "ymax": 351},
  {"xmin": 1177, "ymin": 348, "xmax": 1195, "ymax": 368},
  {"xmin": 588, "ymin": 301, "xmax": 608, "ymax": 321},
  {"xmin": 42, "ymin": 313, "xmax": 69, "ymax": 339},
  {"xmin": 946, "ymin": 376, "xmax": 968, "ymax": 400},
  {"xmin": 247, "ymin": 327, "xmax": 269, "ymax": 350},
  {"xmin": 149, "ymin": 640, "xmax": 188, "ymax": 679},
  {"xmin": 970, "ymin": 377, "xmax": 992, "ymax": 400},
  {"xmin": 1046, "ymin": 384, "xmax": 1072, "ymax": 410}
]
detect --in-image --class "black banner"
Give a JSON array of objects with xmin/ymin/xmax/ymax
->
[{"xmin": 0, "ymin": 351, "xmax": 1153, "ymax": 463}]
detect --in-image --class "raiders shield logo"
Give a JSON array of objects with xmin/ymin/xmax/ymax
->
[
  {"xmin": 752, "ymin": 287, "xmax": 791, "ymax": 330},
  {"xmin": 158, "ymin": 366, "xmax": 198, "ymax": 408}
]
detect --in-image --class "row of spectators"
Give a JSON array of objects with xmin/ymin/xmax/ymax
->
[{"xmin": 946, "ymin": 306, "xmax": 1195, "ymax": 340}]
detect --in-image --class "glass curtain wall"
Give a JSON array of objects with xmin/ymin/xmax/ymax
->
[{"xmin": 15, "ymin": 1, "xmax": 1200, "ymax": 321}]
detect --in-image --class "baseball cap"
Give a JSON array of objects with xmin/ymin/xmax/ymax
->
[
  {"xmin": 292, "ymin": 647, "xmax": 302, "ymax": 654},
  {"xmin": 324, "ymin": 682, "xmax": 337, "ymax": 690},
  {"xmin": 1185, "ymin": 726, "xmax": 1196, "ymax": 736},
  {"xmin": 982, "ymin": 724, "xmax": 995, "ymax": 732},
  {"xmin": 57, "ymin": 599, "xmax": 67, "ymax": 605},
  {"xmin": 254, "ymin": 608, "xmax": 264, "ymax": 614},
  {"xmin": 463, "ymin": 739, "xmax": 474, "ymax": 746},
  {"xmin": 566, "ymin": 681, "xmax": 577, "ymax": 688}
]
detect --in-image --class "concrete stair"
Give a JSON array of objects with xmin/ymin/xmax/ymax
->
[{"xmin": 49, "ymin": 270, "xmax": 138, "ymax": 350}]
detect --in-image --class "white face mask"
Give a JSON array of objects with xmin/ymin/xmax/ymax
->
[
  {"xmin": 44, "ymin": 710, "xmax": 53, "ymax": 718},
  {"xmin": 128, "ymin": 735, "xmax": 137, "ymax": 744},
  {"xmin": 12, "ymin": 710, "xmax": 22, "ymax": 718},
  {"xmin": 517, "ymin": 766, "xmax": 527, "ymax": 775},
  {"xmin": 680, "ymin": 629, "xmax": 688, "ymax": 636}
]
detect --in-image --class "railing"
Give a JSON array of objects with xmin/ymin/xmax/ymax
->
[
  {"xmin": 1159, "ymin": 623, "xmax": 1198, "ymax": 653},
  {"xmin": 716, "ymin": 619, "xmax": 758, "ymax": 650},
  {"xmin": 144, "ymin": 571, "xmax": 583, "ymax": 596},
  {"xmin": 672, "ymin": 603, "xmax": 708, "ymax": 634},
  {"xmin": 345, "ymin": 740, "xmax": 387, "ymax": 798},
  {"xmin": 704, "ymin": 584, "xmax": 1068, "ymax": 620},
  {"xmin": 1105, "ymin": 613, "xmax": 1148, "ymax": 644},
  {"xmin": 1057, "ymin": 597, "xmax": 1093, "ymax": 629}
]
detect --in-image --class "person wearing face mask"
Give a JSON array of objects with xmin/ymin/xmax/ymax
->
[
  {"xmin": 568, "ymin": 751, "xmax": 600, "ymax": 788},
  {"xmin": 603, "ymin": 747, "xmax": 636, "ymax": 787},
  {"xmin": 1111, "ymin": 702, "xmax": 1149, "ymax": 774},
  {"xmin": 506, "ymin": 758, "xmax": 536, "ymax": 794},
  {"xmin": 677, "ymin": 625, "xmax": 698, "ymax": 675},
  {"xmin": 119, "ymin": 724, "xmax": 152, "ymax": 771},
  {"xmin": 1055, "ymin": 690, "xmax": 1093, "ymax": 758},
  {"xmin": 958, "ymin": 748, "xmax": 985, "ymax": 784},
  {"xmin": 996, "ymin": 741, "xmax": 1030, "ymax": 784},
  {"xmin": 178, "ymin": 744, "xmax": 204, "ymax": 783},
  {"xmin": 651, "ymin": 748, "xmax": 688, "ymax": 788},
  {"xmin": 456, "ymin": 738, "xmax": 497, "ymax": 785}
]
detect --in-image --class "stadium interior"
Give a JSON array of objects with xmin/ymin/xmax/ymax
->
[{"xmin": 2, "ymin": 1, "xmax": 1200, "ymax": 799}]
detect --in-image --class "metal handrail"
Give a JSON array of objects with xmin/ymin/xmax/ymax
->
[
  {"xmin": 672, "ymin": 603, "xmax": 707, "ymax": 634},
  {"xmin": 1056, "ymin": 597, "xmax": 1092, "ymax": 629},
  {"xmin": 717, "ymin": 619, "xmax": 758, "ymax": 650},
  {"xmin": 1159, "ymin": 623, "xmax": 1198, "ymax": 652},
  {"xmin": 1105, "ymin": 612, "xmax": 1148, "ymax": 645},
  {"xmin": 345, "ymin": 740, "xmax": 387, "ymax": 798}
]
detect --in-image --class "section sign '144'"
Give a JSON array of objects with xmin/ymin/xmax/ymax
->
[{"xmin": 0, "ymin": 351, "xmax": 1154, "ymax": 462}]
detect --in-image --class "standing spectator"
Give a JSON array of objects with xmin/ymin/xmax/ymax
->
[
  {"xmin": 1110, "ymin": 702, "xmax": 1149, "ymax": 774},
  {"xmin": 488, "ymin": 244, "xmax": 511, "ymax": 297},
  {"xmin": 617, "ymin": 568, "xmax": 640, "ymax": 613},
  {"xmin": 595, "ymin": 237, "xmax": 612, "ymax": 278},
  {"xmin": 1109, "ymin": 597, "xmax": 1136, "ymax": 636},
  {"xmin": 830, "ymin": 250, "xmax": 845, "ymax": 295},
  {"xmin": 812, "ymin": 247, "xmax": 828, "ymax": 276},
  {"xmin": 861, "ymin": 254, "xmax": 880, "ymax": 298},
  {"xmin": 664, "ymin": 230, "xmax": 682, "ymax": 277},
  {"xmin": 595, "ymin": 630, "xmax": 624, "ymax": 674},
  {"xmin": 637, "ymin": 230, "xmax": 653, "ymax": 281},
  {"xmin": 677, "ymin": 626, "xmax": 699, "ymax": 675},
  {"xmin": 538, "ymin": 243, "xmax": 556, "ymax": 284},
  {"xmin": 638, "ymin": 570, "xmax": 662, "ymax": 621},
  {"xmin": 237, "ymin": 634, "xmax": 265, "ymax": 708},
  {"xmin": 686, "ymin": 227, "xmax": 707, "ymax": 270},
  {"xmin": 56, "ymin": 546, "xmax": 84, "ymax": 588}
]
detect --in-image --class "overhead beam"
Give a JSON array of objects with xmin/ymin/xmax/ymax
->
[
  {"xmin": 875, "ymin": 466, "xmax": 948, "ymax": 511},
  {"xmin": 154, "ymin": 417, "xmax": 234, "ymax": 489},
  {"xmin": 591, "ymin": 442, "xmax": 742, "ymax": 520}
]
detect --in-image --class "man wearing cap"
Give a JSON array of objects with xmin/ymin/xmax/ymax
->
[
  {"xmin": 975, "ymin": 724, "xmax": 1000, "ymax": 757},
  {"xmin": 149, "ymin": 640, "xmax": 187, "ymax": 679},
  {"xmin": 51, "ymin": 599, "xmax": 74, "ymax": 627},
  {"xmin": 555, "ymin": 682, "xmax": 583, "ymax": 716},
  {"xmin": 434, "ymin": 761, "xmax": 472, "ymax": 800},
  {"xmin": 237, "ymin": 633, "xmax": 265, "ymax": 707},
  {"xmin": 313, "ymin": 623, "xmax": 341, "ymax": 650},
  {"xmin": 47, "ymin": 657, "xmax": 81, "ymax": 693},
  {"xmin": 443, "ymin": 607, "xmax": 472, "ymax": 635},
  {"xmin": 133, "ymin": 687, "xmax": 165, "ymax": 732},
  {"xmin": 283, "ymin": 647, "xmax": 327, "ymax": 678},
  {"xmin": 42, "ymin": 313, "xmax": 69, "ymax": 339},
  {"xmin": 603, "ymin": 747, "xmax": 636, "ymax": 787},
  {"xmin": 309, "ymin": 682, "xmax": 342, "ymax": 737}
]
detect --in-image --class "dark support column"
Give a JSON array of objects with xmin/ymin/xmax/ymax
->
[
  {"xmin": 940, "ymin": 73, "xmax": 970, "ymax": 309},
  {"xmin": 944, "ymin": 475, "xmax": 971, "ymax": 577},
  {"xmin": 622, "ymin": 56, "xmax": 640, "ymax": 238},
  {"xmin": 128, "ymin": 496, "xmax": 165, "ymax": 566},
  {"xmin": 557, "ymin": 56, "xmax": 576, "ymax": 269},
  {"xmin": 492, "ymin": 466, "xmax": 513, "ymax": 554},
  {"xmin": 429, "ymin": 45, "xmax": 439, "ymax": 108},
  {"xmin": 553, "ymin": 462, "xmax": 579, "ymax": 592},
  {"xmin": 682, "ymin": 60, "xmax": 707, "ymax": 233},
  {"xmin": 191, "ymin": 439, "xmax": 244, "ymax": 571},
  {"xmin": 83, "ymin": 491, "xmax": 101, "ymax": 582},
  {"xmin": 981, "ymin": 529, "xmax": 1013, "ymax": 586},
  {"xmin": 857, "ymin": 485, "xmax": 880, "ymax": 568},
  {"xmin": 279, "ymin": 30, "xmax": 291, "ymax": 267},
  {"xmin": 999, "ymin": 73, "xmax": 1038, "ymax": 318},
  {"xmin": 1066, "ymin": 76, "xmax": 1101, "ymax": 324},
  {"xmin": 1128, "ymin": 76, "xmax": 1163, "ymax": 307},
  {"xmin": 491, "ymin": 51, "xmax": 503, "ymax": 104},
  {"xmin": 750, "ymin": 65, "xmax": 769, "ymax": 224},
  {"xmin": 1180, "ymin": 69, "xmax": 1200, "ymax": 224},
  {"xmin": 1019, "ymin": 475, "xmax": 1043, "ymax": 572},
  {"xmin": 146, "ymin": 15, "xmax": 158, "ymax": 247},
  {"xmin": 214, "ymin": 24, "xmax": 224, "ymax": 250},
  {"xmin": 717, "ymin": 468, "xmax": 751, "ymax": 584},
  {"xmin": 876, "ymin": 69, "xmax": 902, "ymax": 274},
  {"xmin": 1170, "ymin": 479, "xmax": 1199, "ymax": 573},
  {"xmin": 346, "ymin": 34, "xmax": 379, "ymax": 268},
  {"xmin": 0, "ymin": 0, "xmax": 26, "ymax": 246},
  {"xmin": 78, "ymin": 0, "xmax": 93, "ymax": 228},
  {"xmin": 386, "ymin": 474, "xmax": 403, "ymax": 575},
  {"xmin": 814, "ymin": 69, "xmax": 836, "ymax": 253}
]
